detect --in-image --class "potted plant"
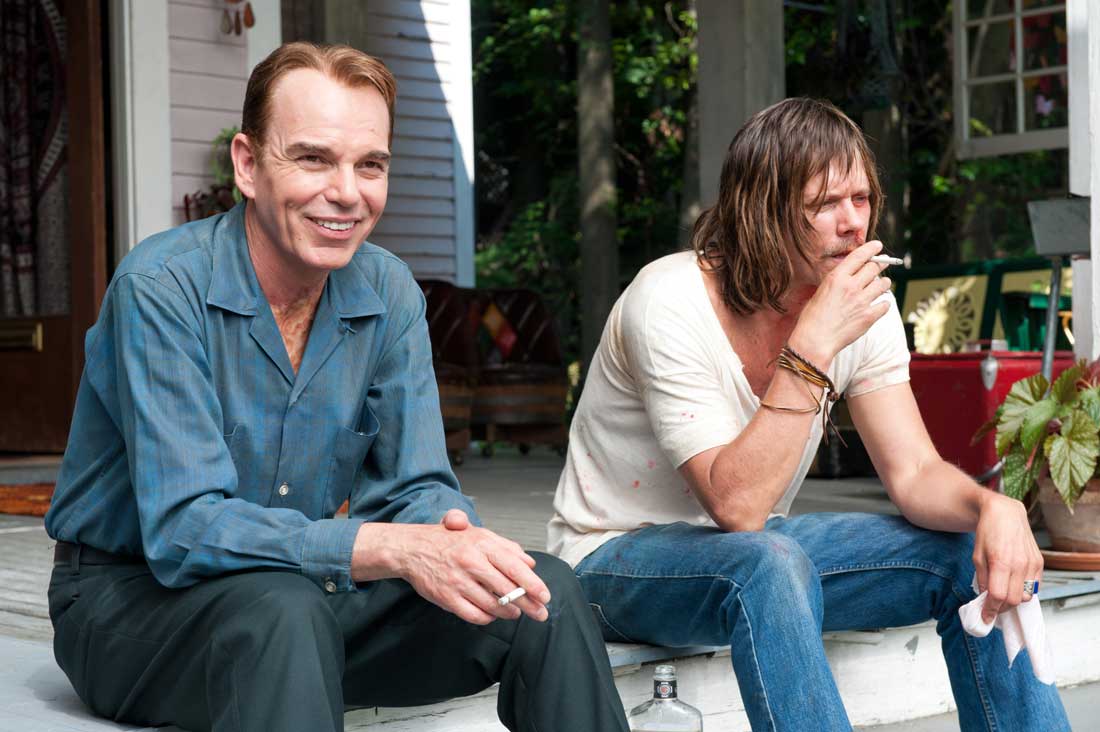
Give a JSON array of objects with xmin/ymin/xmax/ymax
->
[
  {"xmin": 980, "ymin": 360, "xmax": 1100, "ymax": 561},
  {"xmin": 183, "ymin": 126, "xmax": 242, "ymax": 221}
]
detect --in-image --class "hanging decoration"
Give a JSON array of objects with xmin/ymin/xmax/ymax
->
[{"xmin": 221, "ymin": 0, "xmax": 255, "ymax": 36}]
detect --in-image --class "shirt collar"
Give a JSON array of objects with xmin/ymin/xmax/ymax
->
[{"xmin": 206, "ymin": 201, "xmax": 386, "ymax": 319}]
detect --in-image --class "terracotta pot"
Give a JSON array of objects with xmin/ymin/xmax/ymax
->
[{"xmin": 1037, "ymin": 476, "xmax": 1100, "ymax": 552}]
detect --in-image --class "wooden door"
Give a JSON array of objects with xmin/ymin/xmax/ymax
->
[{"xmin": 0, "ymin": 0, "xmax": 108, "ymax": 452}]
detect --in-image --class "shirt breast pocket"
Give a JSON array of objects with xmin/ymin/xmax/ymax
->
[
  {"xmin": 223, "ymin": 423, "xmax": 253, "ymax": 492},
  {"xmin": 326, "ymin": 407, "xmax": 380, "ymax": 514}
]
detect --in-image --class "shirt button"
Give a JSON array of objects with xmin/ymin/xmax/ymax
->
[
  {"xmin": 278, "ymin": 482, "xmax": 290, "ymax": 496},
  {"xmin": 324, "ymin": 579, "xmax": 337, "ymax": 593}
]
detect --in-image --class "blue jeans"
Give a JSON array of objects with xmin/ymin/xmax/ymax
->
[{"xmin": 575, "ymin": 513, "xmax": 1069, "ymax": 732}]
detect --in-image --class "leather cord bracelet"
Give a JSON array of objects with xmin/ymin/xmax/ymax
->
[{"xmin": 759, "ymin": 345, "xmax": 846, "ymax": 446}]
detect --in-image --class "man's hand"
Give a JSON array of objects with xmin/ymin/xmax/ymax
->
[
  {"xmin": 789, "ymin": 240, "xmax": 893, "ymax": 365},
  {"xmin": 351, "ymin": 513, "xmax": 551, "ymax": 625},
  {"xmin": 973, "ymin": 492, "xmax": 1044, "ymax": 622}
]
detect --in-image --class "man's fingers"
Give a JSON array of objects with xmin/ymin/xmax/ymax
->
[
  {"xmin": 444, "ymin": 593, "xmax": 498, "ymax": 626},
  {"xmin": 851, "ymin": 257, "xmax": 889, "ymax": 289},
  {"xmin": 440, "ymin": 509, "xmax": 471, "ymax": 531},
  {"xmin": 484, "ymin": 552, "xmax": 551, "ymax": 621},
  {"xmin": 838, "ymin": 240, "xmax": 883, "ymax": 275},
  {"xmin": 461, "ymin": 579, "xmax": 524, "ymax": 622},
  {"xmin": 982, "ymin": 562, "xmax": 1010, "ymax": 622}
]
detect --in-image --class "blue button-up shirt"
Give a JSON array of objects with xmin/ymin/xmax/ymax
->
[{"xmin": 45, "ymin": 202, "xmax": 476, "ymax": 593}]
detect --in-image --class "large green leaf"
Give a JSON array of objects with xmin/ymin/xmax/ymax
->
[
  {"xmin": 1051, "ymin": 363, "xmax": 1086, "ymax": 404},
  {"xmin": 1044, "ymin": 411, "xmax": 1099, "ymax": 509},
  {"xmin": 1002, "ymin": 444, "xmax": 1045, "ymax": 501},
  {"xmin": 1078, "ymin": 386, "xmax": 1100, "ymax": 429},
  {"xmin": 996, "ymin": 373, "xmax": 1049, "ymax": 456},
  {"xmin": 1019, "ymin": 399, "xmax": 1059, "ymax": 454}
]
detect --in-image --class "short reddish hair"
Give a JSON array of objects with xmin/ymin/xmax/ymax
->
[{"xmin": 241, "ymin": 42, "xmax": 397, "ymax": 154}]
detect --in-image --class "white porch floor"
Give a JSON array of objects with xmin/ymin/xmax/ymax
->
[{"xmin": 2, "ymin": 447, "xmax": 1099, "ymax": 730}]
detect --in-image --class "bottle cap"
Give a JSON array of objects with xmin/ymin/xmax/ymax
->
[{"xmin": 653, "ymin": 664, "xmax": 676, "ymax": 681}]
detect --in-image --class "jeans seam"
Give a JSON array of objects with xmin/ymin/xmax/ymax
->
[
  {"xmin": 578, "ymin": 569, "xmax": 751, "ymax": 582},
  {"xmin": 732, "ymin": 580, "xmax": 778, "ymax": 732},
  {"xmin": 963, "ymin": 631, "xmax": 998, "ymax": 732},
  {"xmin": 588, "ymin": 602, "xmax": 634, "ymax": 644},
  {"xmin": 817, "ymin": 561, "xmax": 973, "ymax": 604}
]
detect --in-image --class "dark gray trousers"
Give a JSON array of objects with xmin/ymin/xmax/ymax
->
[{"xmin": 48, "ymin": 551, "xmax": 628, "ymax": 732}]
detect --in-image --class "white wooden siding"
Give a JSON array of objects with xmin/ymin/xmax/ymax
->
[
  {"xmin": 363, "ymin": 0, "xmax": 469, "ymax": 282},
  {"xmin": 168, "ymin": 0, "xmax": 249, "ymax": 225}
]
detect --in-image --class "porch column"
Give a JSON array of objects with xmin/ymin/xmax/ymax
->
[
  {"xmin": 1068, "ymin": 0, "xmax": 1099, "ymax": 359},
  {"xmin": 695, "ymin": 0, "xmax": 784, "ymax": 203}
]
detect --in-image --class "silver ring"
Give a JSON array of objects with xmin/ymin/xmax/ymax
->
[{"xmin": 1023, "ymin": 579, "xmax": 1040, "ymax": 596}]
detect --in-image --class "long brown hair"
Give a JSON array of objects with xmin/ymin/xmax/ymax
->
[
  {"xmin": 691, "ymin": 97, "xmax": 883, "ymax": 315},
  {"xmin": 241, "ymin": 42, "xmax": 398, "ymax": 157}
]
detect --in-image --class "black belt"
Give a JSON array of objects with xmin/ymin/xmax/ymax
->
[{"xmin": 54, "ymin": 541, "xmax": 145, "ymax": 568}]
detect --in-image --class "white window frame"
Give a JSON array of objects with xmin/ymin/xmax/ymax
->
[{"xmin": 953, "ymin": 0, "xmax": 1069, "ymax": 159}]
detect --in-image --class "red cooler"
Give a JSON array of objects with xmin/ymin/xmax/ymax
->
[{"xmin": 909, "ymin": 351, "xmax": 1076, "ymax": 479}]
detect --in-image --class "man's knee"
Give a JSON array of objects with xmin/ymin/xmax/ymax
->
[
  {"xmin": 530, "ymin": 551, "xmax": 585, "ymax": 606},
  {"xmin": 213, "ymin": 573, "xmax": 342, "ymax": 656},
  {"xmin": 725, "ymin": 531, "xmax": 822, "ymax": 615}
]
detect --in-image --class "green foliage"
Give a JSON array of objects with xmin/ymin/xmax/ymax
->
[
  {"xmin": 183, "ymin": 127, "xmax": 241, "ymax": 221},
  {"xmin": 472, "ymin": 0, "xmax": 698, "ymax": 369},
  {"xmin": 996, "ymin": 373, "xmax": 1048, "ymax": 456},
  {"xmin": 784, "ymin": 1, "xmax": 1068, "ymax": 265},
  {"xmin": 1043, "ymin": 410, "xmax": 1098, "ymax": 507},
  {"xmin": 993, "ymin": 361, "xmax": 1100, "ymax": 509},
  {"xmin": 210, "ymin": 127, "xmax": 242, "ymax": 203},
  {"xmin": 472, "ymin": 0, "xmax": 1071, "ymax": 377}
]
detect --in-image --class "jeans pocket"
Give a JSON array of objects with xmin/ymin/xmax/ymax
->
[{"xmin": 588, "ymin": 602, "xmax": 635, "ymax": 643}]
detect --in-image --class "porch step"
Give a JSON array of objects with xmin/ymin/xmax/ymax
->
[{"xmin": 4, "ymin": 576, "xmax": 1099, "ymax": 732}]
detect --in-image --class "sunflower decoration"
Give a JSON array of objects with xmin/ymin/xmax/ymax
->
[{"xmin": 907, "ymin": 286, "xmax": 978, "ymax": 353}]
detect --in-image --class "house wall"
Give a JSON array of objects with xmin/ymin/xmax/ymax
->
[
  {"xmin": 323, "ymin": 0, "xmax": 474, "ymax": 284},
  {"xmin": 167, "ymin": 0, "xmax": 250, "ymax": 227}
]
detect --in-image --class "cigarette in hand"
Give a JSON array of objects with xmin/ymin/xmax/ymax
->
[
  {"xmin": 498, "ymin": 587, "xmax": 526, "ymax": 607},
  {"xmin": 870, "ymin": 255, "xmax": 904, "ymax": 266}
]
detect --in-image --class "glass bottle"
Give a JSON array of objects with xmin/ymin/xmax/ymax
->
[{"xmin": 626, "ymin": 664, "xmax": 704, "ymax": 731}]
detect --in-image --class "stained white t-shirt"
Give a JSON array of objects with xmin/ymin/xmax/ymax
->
[{"xmin": 547, "ymin": 250, "xmax": 910, "ymax": 568}]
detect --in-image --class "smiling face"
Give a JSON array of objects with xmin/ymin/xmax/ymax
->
[
  {"xmin": 790, "ymin": 159, "xmax": 872, "ymax": 287},
  {"xmin": 232, "ymin": 68, "xmax": 390, "ymax": 278}
]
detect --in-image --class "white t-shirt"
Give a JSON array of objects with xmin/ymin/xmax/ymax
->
[{"xmin": 547, "ymin": 250, "xmax": 910, "ymax": 567}]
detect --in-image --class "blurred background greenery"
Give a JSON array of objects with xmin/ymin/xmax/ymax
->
[{"xmin": 471, "ymin": 0, "xmax": 1069, "ymax": 374}]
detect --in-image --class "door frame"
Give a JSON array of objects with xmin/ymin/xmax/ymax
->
[{"xmin": 66, "ymin": 0, "xmax": 109, "ymax": 399}]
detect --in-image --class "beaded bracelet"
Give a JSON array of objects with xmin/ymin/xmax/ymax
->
[{"xmin": 760, "ymin": 345, "xmax": 846, "ymax": 446}]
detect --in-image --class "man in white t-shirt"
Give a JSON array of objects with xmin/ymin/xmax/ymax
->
[{"xmin": 549, "ymin": 98, "xmax": 1068, "ymax": 731}]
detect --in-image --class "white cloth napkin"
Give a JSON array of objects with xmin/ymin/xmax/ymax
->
[{"xmin": 958, "ymin": 577, "xmax": 1055, "ymax": 684}]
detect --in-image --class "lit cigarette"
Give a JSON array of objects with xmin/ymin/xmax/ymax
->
[
  {"xmin": 870, "ymin": 255, "xmax": 904, "ymax": 266},
  {"xmin": 498, "ymin": 587, "xmax": 526, "ymax": 606}
]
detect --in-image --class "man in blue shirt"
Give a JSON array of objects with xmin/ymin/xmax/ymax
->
[{"xmin": 45, "ymin": 42, "xmax": 628, "ymax": 732}]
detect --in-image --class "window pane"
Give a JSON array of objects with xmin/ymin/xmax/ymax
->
[
  {"xmin": 1024, "ymin": 73, "xmax": 1068, "ymax": 130},
  {"xmin": 967, "ymin": 20, "xmax": 1016, "ymax": 77},
  {"xmin": 967, "ymin": 0, "xmax": 1012, "ymax": 21},
  {"xmin": 1022, "ymin": 11, "xmax": 1067, "ymax": 71},
  {"xmin": 969, "ymin": 82, "xmax": 1018, "ymax": 136}
]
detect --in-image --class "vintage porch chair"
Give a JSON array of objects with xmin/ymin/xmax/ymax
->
[
  {"xmin": 469, "ymin": 288, "xmax": 569, "ymax": 457},
  {"xmin": 418, "ymin": 280, "xmax": 480, "ymax": 464}
]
